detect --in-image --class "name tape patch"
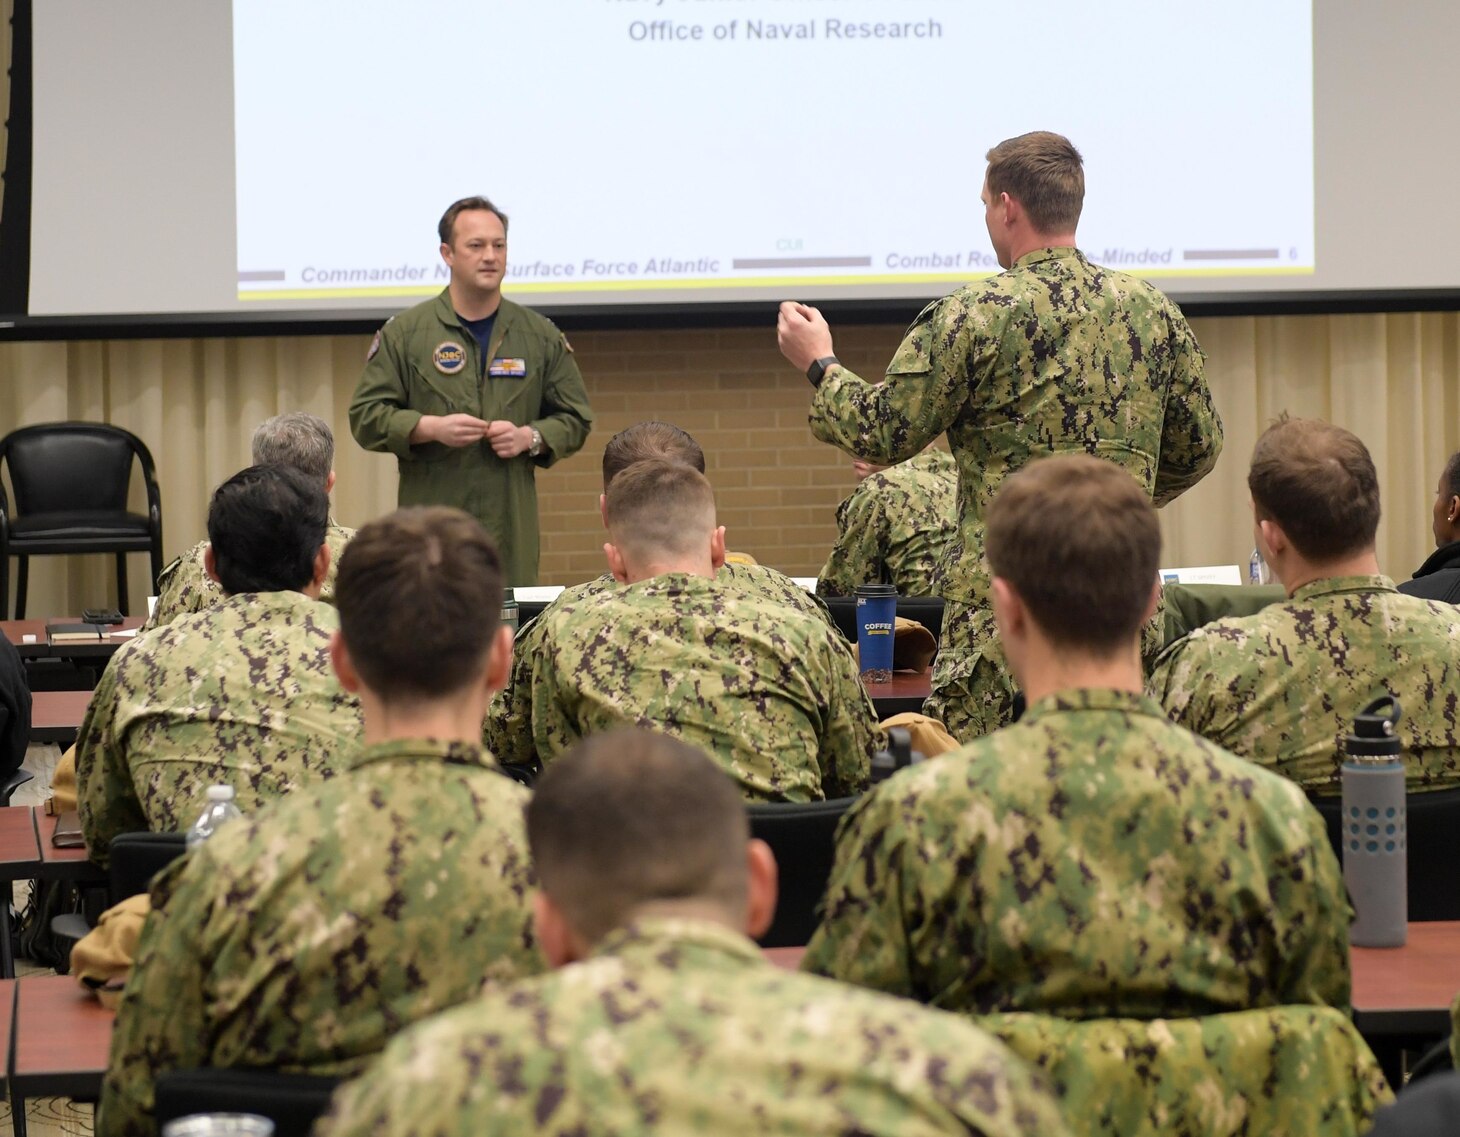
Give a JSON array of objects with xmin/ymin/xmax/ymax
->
[{"xmin": 488, "ymin": 357, "xmax": 528, "ymax": 377}]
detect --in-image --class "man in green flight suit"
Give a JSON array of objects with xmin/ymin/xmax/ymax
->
[
  {"xmin": 349, "ymin": 195, "xmax": 594, "ymax": 584},
  {"xmin": 777, "ymin": 131, "xmax": 1222, "ymax": 741}
]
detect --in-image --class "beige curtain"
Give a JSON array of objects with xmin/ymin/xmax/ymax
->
[{"xmin": 0, "ymin": 312, "xmax": 1456, "ymax": 616}]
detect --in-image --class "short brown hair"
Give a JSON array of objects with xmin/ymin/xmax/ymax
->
[
  {"xmin": 1248, "ymin": 417, "xmax": 1380, "ymax": 561},
  {"xmin": 986, "ymin": 455, "xmax": 1160, "ymax": 653},
  {"xmin": 335, "ymin": 507, "xmax": 504, "ymax": 701},
  {"xmin": 985, "ymin": 131, "xmax": 1084, "ymax": 233},
  {"xmin": 527, "ymin": 729, "xmax": 749, "ymax": 943},
  {"xmin": 604, "ymin": 459, "xmax": 715, "ymax": 561},
  {"xmin": 438, "ymin": 196, "xmax": 510, "ymax": 246},
  {"xmin": 601, "ymin": 422, "xmax": 706, "ymax": 488}
]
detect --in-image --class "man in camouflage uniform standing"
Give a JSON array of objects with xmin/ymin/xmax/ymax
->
[
  {"xmin": 816, "ymin": 446, "xmax": 958, "ymax": 597},
  {"xmin": 486, "ymin": 420, "xmax": 841, "ymax": 770},
  {"xmin": 143, "ymin": 412, "xmax": 355, "ymax": 631},
  {"xmin": 779, "ymin": 130, "xmax": 1222, "ymax": 740},
  {"xmin": 515, "ymin": 459, "xmax": 877, "ymax": 800},
  {"xmin": 99, "ymin": 507, "xmax": 543, "ymax": 1137},
  {"xmin": 1150, "ymin": 417, "xmax": 1460, "ymax": 795},
  {"xmin": 804, "ymin": 457, "xmax": 1351, "ymax": 1022},
  {"xmin": 76, "ymin": 465, "xmax": 363, "ymax": 866},
  {"xmin": 317, "ymin": 728, "xmax": 1071, "ymax": 1137}
]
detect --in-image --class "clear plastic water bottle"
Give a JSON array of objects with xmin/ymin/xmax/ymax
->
[
  {"xmin": 1248, "ymin": 546, "xmax": 1271, "ymax": 586},
  {"xmin": 1342, "ymin": 695, "xmax": 1407, "ymax": 947},
  {"xmin": 186, "ymin": 785, "xmax": 243, "ymax": 850}
]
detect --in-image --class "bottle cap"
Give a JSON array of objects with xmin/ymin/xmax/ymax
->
[{"xmin": 206, "ymin": 785, "xmax": 235, "ymax": 802}]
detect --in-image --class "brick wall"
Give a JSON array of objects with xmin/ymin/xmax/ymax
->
[{"xmin": 535, "ymin": 322, "xmax": 909, "ymax": 584}]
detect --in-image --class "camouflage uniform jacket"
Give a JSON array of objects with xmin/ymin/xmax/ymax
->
[
  {"xmin": 486, "ymin": 562, "xmax": 844, "ymax": 769},
  {"xmin": 141, "ymin": 521, "xmax": 355, "ymax": 632},
  {"xmin": 517, "ymin": 572, "xmax": 877, "ymax": 800},
  {"xmin": 802, "ymin": 688, "xmax": 1352, "ymax": 1020},
  {"xmin": 98, "ymin": 737, "xmax": 543, "ymax": 1137},
  {"xmin": 817, "ymin": 449, "xmax": 958, "ymax": 598},
  {"xmin": 76, "ymin": 591, "xmax": 363, "ymax": 866},
  {"xmin": 809, "ymin": 246, "xmax": 1221, "ymax": 608},
  {"xmin": 316, "ymin": 917, "xmax": 1073, "ymax": 1137},
  {"xmin": 1148, "ymin": 574, "xmax": 1460, "ymax": 795}
]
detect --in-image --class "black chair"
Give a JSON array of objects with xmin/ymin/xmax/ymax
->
[
  {"xmin": 1310, "ymin": 785, "xmax": 1460, "ymax": 920},
  {"xmin": 156, "ymin": 1068, "xmax": 343, "ymax": 1137},
  {"xmin": 823, "ymin": 596, "xmax": 945, "ymax": 643},
  {"xmin": 1365, "ymin": 1070, "xmax": 1460, "ymax": 1136},
  {"xmin": 746, "ymin": 796, "xmax": 857, "ymax": 948},
  {"xmin": 109, "ymin": 830, "xmax": 188, "ymax": 899},
  {"xmin": 0, "ymin": 421, "xmax": 164, "ymax": 618}
]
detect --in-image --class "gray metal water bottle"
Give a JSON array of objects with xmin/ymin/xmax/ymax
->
[{"xmin": 1342, "ymin": 695, "xmax": 1407, "ymax": 947}]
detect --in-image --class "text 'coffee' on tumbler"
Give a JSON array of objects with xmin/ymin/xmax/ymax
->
[
  {"xmin": 855, "ymin": 583, "xmax": 897, "ymax": 683},
  {"xmin": 1343, "ymin": 694, "xmax": 1407, "ymax": 948}
]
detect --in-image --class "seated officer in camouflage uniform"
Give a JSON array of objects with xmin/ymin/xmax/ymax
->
[
  {"xmin": 99, "ymin": 507, "xmax": 543, "ymax": 1137},
  {"xmin": 816, "ymin": 446, "xmax": 958, "ymax": 598},
  {"xmin": 804, "ymin": 455, "xmax": 1351, "ymax": 1021},
  {"xmin": 1150, "ymin": 417, "xmax": 1460, "ymax": 795},
  {"xmin": 317, "ymin": 728, "xmax": 1071, "ymax": 1137},
  {"xmin": 487, "ymin": 420, "xmax": 841, "ymax": 770},
  {"xmin": 76, "ymin": 465, "xmax": 363, "ymax": 866},
  {"xmin": 143, "ymin": 412, "xmax": 355, "ymax": 631},
  {"xmin": 518, "ymin": 459, "xmax": 877, "ymax": 800}
]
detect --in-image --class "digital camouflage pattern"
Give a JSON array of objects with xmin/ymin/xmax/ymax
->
[
  {"xmin": 803, "ymin": 689, "xmax": 1352, "ymax": 1018},
  {"xmin": 76, "ymin": 591, "xmax": 363, "ymax": 867},
  {"xmin": 515, "ymin": 572, "xmax": 877, "ymax": 800},
  {"xmin": 485, "ymin": 561, "xmax": 841, "ymax": 769},
  {"xmin": 817, "ymin": 449, "xmax": 959, "ymax": 598},
  {"xmin": 316, "ymin": 918, "xmax": 1073, "ymax": 1137},
  {"xmin": 981, "ymin": 1006, "xmax": 1390, "ymax": 1137},
  {"xmin": 140, "ymin": 521, "xmax": 356, "ymax": 632},
  {"xmin": 1148, "ymin": 575, "xmax": 1460, "ymax": 794},
  {"xmin": 809, "ymin": 248, "xmax": 1221, "ymax": 736},
  {"xmin": 349, "ymin": 291, "xmax": 594, "ymax": 585},
  {"xmin": 99, "ymin": 738, "xmax": 543, "ymax": 1137}
]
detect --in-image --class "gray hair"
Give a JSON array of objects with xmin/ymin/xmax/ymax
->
[{"xmin": 251, "ymin": 413, "xmax": 334, "ymax": 485}]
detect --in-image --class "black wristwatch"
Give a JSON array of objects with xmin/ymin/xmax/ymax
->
[{"xmin": 806, "ymin": 356, "xmax": 840, "ymax": 388}]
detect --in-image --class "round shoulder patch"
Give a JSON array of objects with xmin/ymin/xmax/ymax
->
[{"xmin": 433, "ymin": 341, "xmax": 467, "ymax": 375}]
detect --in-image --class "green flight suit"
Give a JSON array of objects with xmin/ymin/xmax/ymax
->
[{"xmin": 349, "ymin": 291, "xmax": 594, "ymax": 584}]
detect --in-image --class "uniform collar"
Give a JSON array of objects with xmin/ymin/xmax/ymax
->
[
  {"xmin": 216, "ymin": 590, "xmax": 328, "ymax": 617},
  {"xmin": 431, "ymin": 288, "xmax": 516, "ymax": 335},
  {"xmin": 1289, "ymin": 574, "xmax": 1396, "ymax": 602},
  {"xmin": 1414, "ymin": 541, "xmax": 1460, "ymax": 579},
  {"xmin": 346, "ymin": 736, "xmax": 502, "ymax": 774},
  {"xmin": 590, "ymin": 916, "xmax": 764, "ymax": 967},
  {"xmin": 1022, "ymin": 686, "xmax": 1170, "ymax": 725},
  {"xmin": 1011, "ymin": 246, "xmax": 1082, "ymax": 271}
]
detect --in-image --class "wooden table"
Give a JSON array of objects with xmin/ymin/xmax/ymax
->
[
  {"xmin": 1351, "ymin": 921, "xmax": 1460, "ymax": 1036},
  {"xmin": 865, "ymin": 671, "xmax": 930, "ymax": 717},
  {"xmin": 9, "ymin": 974, "xmax": 113, "ymax": 1102},
  {"xmin": 29, "ymin": 690, "xmax": 93, "ymax": 746},
  {"xmin": 1, "ymin": 617, "xmax": 144, "ymax": 660},
  {"xmin": 0, "ymin": 808, "xmax": 105, "ymax": 978}
]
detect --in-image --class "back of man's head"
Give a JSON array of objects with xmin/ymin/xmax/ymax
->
[
  {"xmin": 986, "ymin": 455, "xmax": 1159, "ymax": 653},
  {"xmin": 334, "ymin": 507, "xmax": 504, "ymax": 703},
  {"xmin": 1248, "ymin": 417, "xmax": 1380, "ymax": 562},
  {"xmin": 207, "ymin": 464, "xmax": 329, "ymax": 595},
  {"xmin": 251, "ymin": 413, "xmax": 334, "ymax": 486},
  {"xmin": 601, "ymin": 422, "xmax": 706, "ymax": 488},
  {"xmin": 527, "ymin": 728, "xmax": 750, "ymax": 944},
  {"xmin": 604, "ymin": 459, "xmax": 715, "ymax": 564},
  {"xmin": 985, "ymin": 130, "xmax": 1084, "ymax": 233}
]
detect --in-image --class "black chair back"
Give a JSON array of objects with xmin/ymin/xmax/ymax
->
[
  {"xmin": 1310, "ymin": 784, "xmax": 1460, "ymax": 920},
  {"xmin": 3, "ymin": 424, "xmax": 140, "ymax": 515},
  {"xmin": 746, "ymin": 796, "xmax": 857, "ymax": 947},
  {"xmin": 155, "ymin": 1068, "xmax": 343, "ymax": 1137},
  {"xmin": 109, "ymin": 831, "xmax": 187, "ymax": 900}
]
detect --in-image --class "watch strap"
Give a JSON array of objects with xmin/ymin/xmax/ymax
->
[{"xmin": 806, "ymin": 355, "xmax": 841, "ymax": 388}]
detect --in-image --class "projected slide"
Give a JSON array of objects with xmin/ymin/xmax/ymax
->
[{"xmin": 232, "ymin": 0, "xmax": 1313, "ymax": 306}]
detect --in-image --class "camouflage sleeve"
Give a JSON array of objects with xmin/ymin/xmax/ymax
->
[
  {"xmin": 801, "ymin": 789, "xmax": 920, "ymax": 995},
  {"xmin": 527, "ymin": 620, "xmax": 581, "ymax": 768},
  {"xmin": 483, "ymin": 615, "xmax": 544, "ymax": 768},
  {"xmin": 1144, "ymin": 631, "xmax": 1223, "ymax": 736},
  {"xmin": 1272, "ymin": 798, "xmax": 1355, "ymax": 1010},
  {"xmin": 142, "ymin": 548, "xmax": 219, "ymax": 633},
  {"xmin": 1152, "ymin": 308, "xmax": 1223, "ymax": 507},
  {"xmin": 75, "ymin": 652, "xmax": 149, "ymax": 869},
  {"xmin": 815, "ymin": 636, "xmax": 878, "ymax": 798},
  {"xmin": 816, "ymin": 491, "xmax": 887, "ymax": 598},
  {"xmin": 809, "ymin": 300, "xmax": 985, "ymax": 465},
  {"xmin": 98, "ymin": 858, "xmax": 215, "ymax": 1137}
]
